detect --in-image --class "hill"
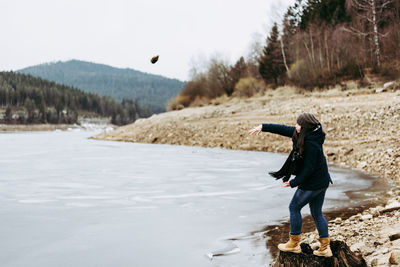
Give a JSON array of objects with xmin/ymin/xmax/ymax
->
[
  {"xmin": 0, "ymin": 71, "xmax": 148, "ymax": 125},
  {"xmin": 18, "ymin": 60, "xmax": 184, "ymax": 113}
]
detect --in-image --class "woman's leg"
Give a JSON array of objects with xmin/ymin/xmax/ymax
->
[
  {"xmin": 289, "ymin": 188, "xmax": 322, "ymax": 235},
  {"xmin": 309, "ymin": 187, "xmax": 329, "ymax": 238}
]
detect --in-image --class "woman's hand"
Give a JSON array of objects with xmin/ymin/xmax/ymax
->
[
  {"xmin": 280, "ymin": 181, "xmax": 290, "ymax": 187},
  {"xmin": 248, "ymin": 124, "xmax": 262, "ymax": 135}
]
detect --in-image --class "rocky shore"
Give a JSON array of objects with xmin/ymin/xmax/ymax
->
[
  {"xmin": 302, "ymin": 196, "xmax": 400, "ymax": 266},
  {"xmin": 92, "ymin": 85, "xmax": 400, "ymax": 266}
]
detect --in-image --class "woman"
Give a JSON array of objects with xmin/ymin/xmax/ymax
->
[{"xmin": 248, "ymin": 113, "xmax": 333, "ymax": 257}]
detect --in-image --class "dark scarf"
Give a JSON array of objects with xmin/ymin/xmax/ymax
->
[
  {"xmin": 268, "ymin": 124, "xmax": 320, "ymax": 181},
  {"xmin": 268, "ymin": 144, "xmax": 304, "ymax": 182}
]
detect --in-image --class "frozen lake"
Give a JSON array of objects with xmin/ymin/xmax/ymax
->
[{"xmin": 0, "ymin": 131, "xmax": 384, "ymax": 267}]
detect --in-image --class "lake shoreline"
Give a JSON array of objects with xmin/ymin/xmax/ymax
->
[
  {"xmin": 93, "ymin": 86, "xmax": 400, "ymax": 266},
  {"xmin": 0, "ymin": 118, "xmax": 114, "ymax": 133},
  {"xmin": 0, "ymin": 123, "xmax": 79, "ymax": 132}
]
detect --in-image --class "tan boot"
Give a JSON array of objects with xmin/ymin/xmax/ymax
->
[
  {"xmin": 277, "ymin": 234, "xmax": 302, "ymax": 253},
  {"xmin": 313, "ymin": 237, "xmax": 333, "ymax": 257}
]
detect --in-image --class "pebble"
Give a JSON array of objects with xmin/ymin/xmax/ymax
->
[
  {"xmin": 361, "ymin": 214, "xmax": 373, "ymax": 221},
  {"xmin": 350, "ymin": 242, "xmax": 364, "ymax": 252},
  {"xmin": 389, "ymin": 250, "xmax": 400, "ymax": 264},
  {"xmin": 370, "ymin": 257, "xmax": 378, "ymax": 266},
  {"xmin": 383, "ymin": 81, "xmax": 394, "ymax": 89},
  {"xmin": 389, "ymin": 233, "xmax": 400, "ymax": 241},
  {"xmin": 332, "ymin": 217, "xmax": 342, "ymax": 224}
]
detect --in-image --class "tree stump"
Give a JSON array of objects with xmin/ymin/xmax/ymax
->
[{"xmin": 272, "ymin": 240, "xmax": 367, "ymax": 267}]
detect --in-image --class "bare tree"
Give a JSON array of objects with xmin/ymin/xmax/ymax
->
[
  {"xmin": 345, "ymin": 0, "xmax": 393, "ymax": 66},
  {"xmin": 245, "ymin": 32, "xmax": 264, "ymax": 79},
  {"xmin": 207, "ymin": 56, "xmax": 231, "ymax": 97}
]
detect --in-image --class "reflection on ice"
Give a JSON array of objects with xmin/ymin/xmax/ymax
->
[
  {"xmin": 206, "ymin": 242, "xmax": 240, "ymax": 259},
  {"xmin": 65, "ymin": 202, "xmax": 95, "ymax": 208},
  {"xmin": 130, "ymin": 196, "xmax": 152, "ymax": 202},
  {"xmin": 250, "ymin": 185, "xmax": 275, "ymax": 191},
  {"xmin": 48, "ymin": 182, "xmax": 104, "ymax": 189},
  {"xmin": 18, "ymin": 199, "xmax": 57, "ymax": 204},
  {"xmin": 123, "ymin": 205, "xmax": 158, "ymax": 210},
  {"xmin": 150, "ymin": 190, "xmax": 247, "ymax": 199},
  {"xmin": 57, "ymin": 195, "xmax": 116, "ymax": 200}
]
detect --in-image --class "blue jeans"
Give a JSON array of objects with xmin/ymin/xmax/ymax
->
[{"xmin": 289, "ymin": 187, "xmax": 329, "ymax": 238}]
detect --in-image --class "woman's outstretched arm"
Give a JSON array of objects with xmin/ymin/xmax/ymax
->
[{"xmin": 248, "ymin": 124, "xmax": 295, "ymax": 138}]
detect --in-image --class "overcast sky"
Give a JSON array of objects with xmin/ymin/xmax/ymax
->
[{"xmin": 1, "ymin": 0, "xmax": 294, "ymax": 81}]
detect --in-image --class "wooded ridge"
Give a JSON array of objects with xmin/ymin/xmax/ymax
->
[{"xmin": 0, "ymin": 71, "xmax": 150, "ymax": 125}]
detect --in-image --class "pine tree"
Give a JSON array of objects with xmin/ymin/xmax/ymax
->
[
  {"xmin": 281, "ymin": 9, "xmax": 299, "ymax": 70},
  {"xmin": 25, "ymin": 97, "xmax": 35, "ymax": 123},
  {"xmin": 259, "ymin": 23, "xmax": 286, "ymax": 87},
  {"xmin": 300, "ymin": 0, "xmax": 349, "ymax": 29},
  {"xmin": 5, "ymin": 105, "xmax": 12, "ymax": 123},
  {"xmin": 228, "ymin": 57, "xmax": 248, "ymax": 96}
]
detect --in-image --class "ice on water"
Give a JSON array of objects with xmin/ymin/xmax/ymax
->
[{"xmin": 0, "ymin": 131, "xmax": 383, "ymax": 267}]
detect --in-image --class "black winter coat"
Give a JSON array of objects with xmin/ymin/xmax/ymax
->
[{"xmin": 261, "ymin": 123, "xmax": 333, "ymax": 190}]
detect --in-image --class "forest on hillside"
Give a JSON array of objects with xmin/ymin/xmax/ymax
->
[
  {"xmin": 18, "ymin": 60, "xmax": 184, "ymax": 114},
  {"xmin": 168, "ymin": 0, "xmax": 400, "ymax": 110},
  {"xmin": 0, "ymin": 72, "xmax": 151, "ymax": 125}
]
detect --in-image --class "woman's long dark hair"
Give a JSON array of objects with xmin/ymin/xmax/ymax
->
[{"xmin": 292, "ymin": 113, "xmax": 320, "ymax": 155}]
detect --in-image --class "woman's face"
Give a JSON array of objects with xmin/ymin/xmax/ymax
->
[{"xmin": 295, "ymin": 123, "xmax": 301, "ymax": 133}]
